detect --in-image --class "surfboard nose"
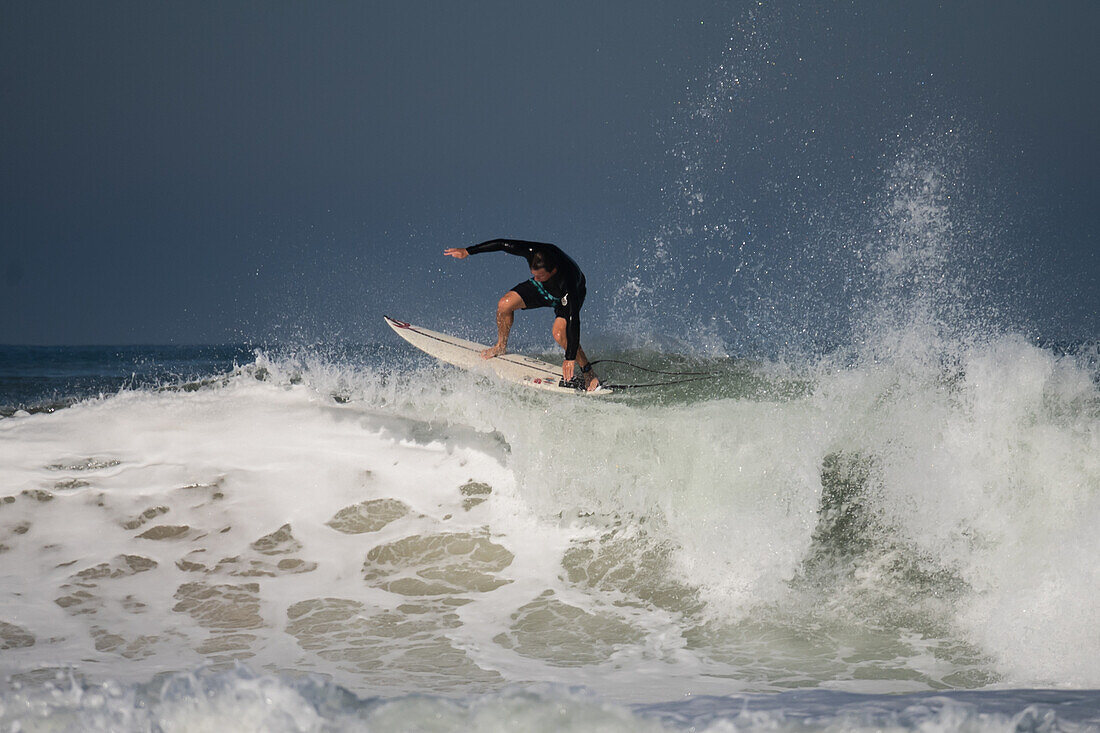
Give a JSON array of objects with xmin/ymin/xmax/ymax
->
[{"xmin": 384, "ymin": 316, "xmax": 412, "ymax": 329}]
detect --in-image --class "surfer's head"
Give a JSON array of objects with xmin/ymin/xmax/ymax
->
[{"xmin": 529, "ymin": 251, "xmax": 558, "ymax": 282}]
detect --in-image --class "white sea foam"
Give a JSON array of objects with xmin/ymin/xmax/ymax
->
[
  {"xmin": 2, "ymin": 668, "xmax": 1097, "ymax": 732},
  {"xmin": 1, "ymin": 328, "xmax": 1097, "ymax": 705}
]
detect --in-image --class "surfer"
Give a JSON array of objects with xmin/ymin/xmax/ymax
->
[{"xmin": 443, "ymin": 239, "xmax": 601, "ymax": 391}]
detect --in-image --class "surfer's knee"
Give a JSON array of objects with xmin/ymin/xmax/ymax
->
[
  {"xmin": 497, "ymin": 292, "xmax": 524, "ymax": 315},
  {"xmin": 552, "ymin": 318, "xmax": 567, "ymax": 347}
]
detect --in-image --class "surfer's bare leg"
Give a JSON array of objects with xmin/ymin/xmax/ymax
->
[
  {"xmin": 552, "ymin": 317, "xmax": 600, "ymax": 391},
  {"xmin": 483, "ymin": 291, "xmax": 525, "ymax": 359}
]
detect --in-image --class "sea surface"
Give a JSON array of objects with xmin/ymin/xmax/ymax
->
[{"xmin": 1, "ymin": 333, "xmax": 1098, "ymax": 731}]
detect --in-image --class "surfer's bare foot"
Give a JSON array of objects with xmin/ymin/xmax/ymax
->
[
  {"xmin": 585, "ymin": 373, "xmax": 601, "ymax": 391},
  {"xmin": 481, "ymin": 344, "xmax": 506, "ymax": 359}
]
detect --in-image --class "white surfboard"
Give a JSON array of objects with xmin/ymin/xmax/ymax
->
[{"xmin": 384, "ymin": 316, "xmax": 609, "ymax": 395}]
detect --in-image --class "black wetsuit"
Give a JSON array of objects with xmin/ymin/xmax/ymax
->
[{"xmin": 465, "ymin": 239, "xmax": 587, "ymax": 360}]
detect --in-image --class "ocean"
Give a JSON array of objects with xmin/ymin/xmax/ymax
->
[{"xmin": 1, "ymin": 327, "xmax": 1098, "ymax": 730}]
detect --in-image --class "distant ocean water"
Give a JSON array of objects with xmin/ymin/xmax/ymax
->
[
  {"xmin": 0, "ymin": 345, "xmax": 257, "ymax": 417},
  {"xmin": 1, "ymin": 335, "xmax": 1098, "ymax": 731}
]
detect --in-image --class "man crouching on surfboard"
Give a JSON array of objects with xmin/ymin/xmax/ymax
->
[{"xmin": 443, "ymin": 239, "xmax": 601, "ymax": 392}]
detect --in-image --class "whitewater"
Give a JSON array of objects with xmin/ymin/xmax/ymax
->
[{"xmin": 1, "ymin": 309, "xmax": 1099, "ymax": 730}]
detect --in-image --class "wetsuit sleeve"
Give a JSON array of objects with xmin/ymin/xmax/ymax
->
[
  {"xmin": 562, "ymin": 286, "xmax": 582, "ymax": 361},
  {"xmin": 465, "ymin": 239, "xmax": 540, "ymax": 259}
]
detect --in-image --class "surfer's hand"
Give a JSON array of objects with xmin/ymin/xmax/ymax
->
[
  {"xmin": 443, "ymin": 248, "xmax": 469, "ymax": 259},
  {"xmin": 562, "ymin": 360, "xmax": 575, "ymax": 382}
]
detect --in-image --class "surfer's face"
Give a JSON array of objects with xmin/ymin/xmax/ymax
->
[{"xmin": 530, "ymin": 266, "xmax": 556, "ymax": 282}]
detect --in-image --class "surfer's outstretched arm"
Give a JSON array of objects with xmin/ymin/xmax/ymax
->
[
  {"xmin": 463, "ymin": 239, "xmax": 555, "ymax": 260},
  {"xmin": 444, "ymin": 241, "xmax": 531, "ymax": 259},
  {"xmin": 467, "ymin": 239, "xmax": 527, "ymax": 256},
  {"xmin": 444, "ymin": 241, "xmax": 544, "ymax": 259},
  {"xmin": 452, "ymin": 240, "xmax": 574, "ymax": 272}
]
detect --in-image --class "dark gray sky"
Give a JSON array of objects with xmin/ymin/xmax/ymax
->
[{"xmin": 2, "ymin": 1, "xmax": 1096, "ymax": 347}]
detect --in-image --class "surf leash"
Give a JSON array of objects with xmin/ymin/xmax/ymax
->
[
  {"xmin": 562, "ymin": 358, "xmax": 719, "ymax": 391},
  {"xmin": 599, "ymin": 373, "xmax": 717, "ymax": 390},
  {"xmin": 588, "ymin": 358, "xmax": 715, "ymax": 377}
]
